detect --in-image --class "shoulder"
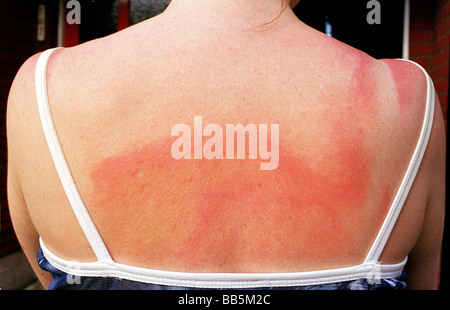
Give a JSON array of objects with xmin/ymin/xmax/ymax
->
[
  {"xmin": 380, "ymin": 60, "xmax": 447, "ymax": 289},
  {"xmin": 7, "ymin": 52, "xmax": 42, "ymax": 115},
  {"xmin": 380, "ymin": 58, "xmax": 444, "ymax": 154},
  {"xmin": 372, "ymin": 59, "xmax": 430, "ymax": 149},
  {"xmin": 7, "ymin": 52, "xmax": 43, "ymax": 157},
  {"xmin": 379, "ymin": 59, "xmax": 428, "ymax": 112},
  {"xmin": 381, "ymin": 58, "xmax": 446, "ymax": 214},
  {"xmin": 7, "ymin": 48, "xmax": 64, "ymax": 168},
  {"xmin": 380, "ymin": 58, "xmax": 444, "ymax": 170}
]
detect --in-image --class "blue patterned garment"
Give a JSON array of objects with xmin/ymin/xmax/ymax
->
[{"xmin": 37, "ymin": 248, "xmax": 406, "ymax": 290}]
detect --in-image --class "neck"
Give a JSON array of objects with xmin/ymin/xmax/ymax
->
[{"xmin": 164, "ymin": 0, "xmax": 295, "ymax": 28}]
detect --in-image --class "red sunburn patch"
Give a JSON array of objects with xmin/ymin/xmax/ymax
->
[
  {"xmin": 89, "ymin": 117, "xmax": 373, "ymax": 270},
  {"xmin": 350, "ymin": 55, "xmax": 377, "ymax": 108},
  {"xmin": 383, "ymin": 59, "xmax": 417, "ymax": 111}
]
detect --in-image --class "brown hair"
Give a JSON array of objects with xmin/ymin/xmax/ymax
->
[{"xmin": 253, "ymin": 0, "xmax": 291, "ymax": 31}]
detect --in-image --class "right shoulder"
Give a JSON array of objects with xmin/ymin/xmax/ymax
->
[
  {"xmin": 380, "ymin": 58, "xmax": 444, "ymax": 188},
  {"xmin": 378, "ymin": 59, "xmax": 431, "ymax": 153},
  {"xmin": 380, "ymin": 59, "xmax": 428, "ymax": 113},
  {"xmin": 381, "ymin": 58, "xmax": 443, "ymax": 156},
  {"xmin": 383, "ymin": 59, "xmax": 447, "ymax": 289}
]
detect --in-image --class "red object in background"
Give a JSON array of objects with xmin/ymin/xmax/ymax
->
[
  {"xmin": 63, "ymin": 0, "xmax": 130, "ymax": 47},
  {"xmin": 117, "ymin": 0, "xmax": 130, "ymax": 31},
  {"xmin": 64, "ymin": 22, "xmax": 79, "ymax": 47}
]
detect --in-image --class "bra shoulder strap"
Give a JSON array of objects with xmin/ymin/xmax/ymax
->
[{"xmin": 35, "ymin": 48, "xmax": 112, "ymax": 262}]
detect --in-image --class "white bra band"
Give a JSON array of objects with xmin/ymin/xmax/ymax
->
[{"xmin": 39, "ymin": 238, "xmax": 407, "ymax": 288}]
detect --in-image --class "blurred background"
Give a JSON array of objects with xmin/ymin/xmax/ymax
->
[{"xmin": 0, "ymin": 0, "xmax": 448, "ymax": 290}]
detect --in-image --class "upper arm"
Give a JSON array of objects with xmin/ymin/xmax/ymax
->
[
  {"xmin": 7, "ymin": 164, "xmax": 52, "ymax": 289},
  {"xmin": 403, "ymin": 93, "xmax": 446, "ymax": 290},
  {"xmin": 6, "ymin": 53, "xmax": 52, "ymax": 289}
]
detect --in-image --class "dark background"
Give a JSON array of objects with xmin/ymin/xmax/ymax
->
[{"xmin": 294, "ymin": 0, "xmax": 405, "ymax": 59}]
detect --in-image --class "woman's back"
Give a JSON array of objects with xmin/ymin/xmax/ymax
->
[{"xmin": 7, "ymin": 0, "xmax": 445, "ymax": 289}]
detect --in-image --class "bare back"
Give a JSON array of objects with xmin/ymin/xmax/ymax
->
[{"xmin": 7, "ymin": 1, "xmax": 444, "ymax": 285}]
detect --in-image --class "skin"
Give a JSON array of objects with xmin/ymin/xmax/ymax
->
[
  {"xmin": 88, "ymin": 125, "xmax": 371, "ymax": 272},
  {"xmin": 350, "ymin": 54, "xmax": 378, "ymax": 112},
  {"xmin": 383, "ymin": 59, "xmax": 419, "ymax": 111},
  {"xmin": 7, "ymin": 0, "xmax": 445, "ymax": 289}
]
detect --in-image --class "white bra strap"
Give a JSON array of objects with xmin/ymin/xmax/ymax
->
[
  {"xmin": 35, "ymin": 48, "xmax": 112, "ymax": 262},
  {"xmin": 364, "ymin": 59, "xmax": 436, "ymax": 263}
]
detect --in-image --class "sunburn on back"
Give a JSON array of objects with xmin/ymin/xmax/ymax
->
[{"xmin": 171, "ymin": 116, "xmax": 280, "ymax": 171}]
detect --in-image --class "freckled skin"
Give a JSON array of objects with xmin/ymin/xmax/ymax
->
[
  {"xmin": 85, "ymin": 25, "xmax": 394, "ymax": 274},
  {"xmin": 383, "ymin": 59, "xmax": 417, "ymax": 111},
  {"xmin": 380, "ymin": 185, "xmax": 392, "ymax": 223},
  {"xmin": 349, "ymin": 52, "xmax": 378, "ymax": 112},
  {"xmin": 86, "ymin": 43, "xmax": 392, "ymax": 272},
  {"xmin": 90, "ymin": 122, "xmax": 372, "ymax": 272}
]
